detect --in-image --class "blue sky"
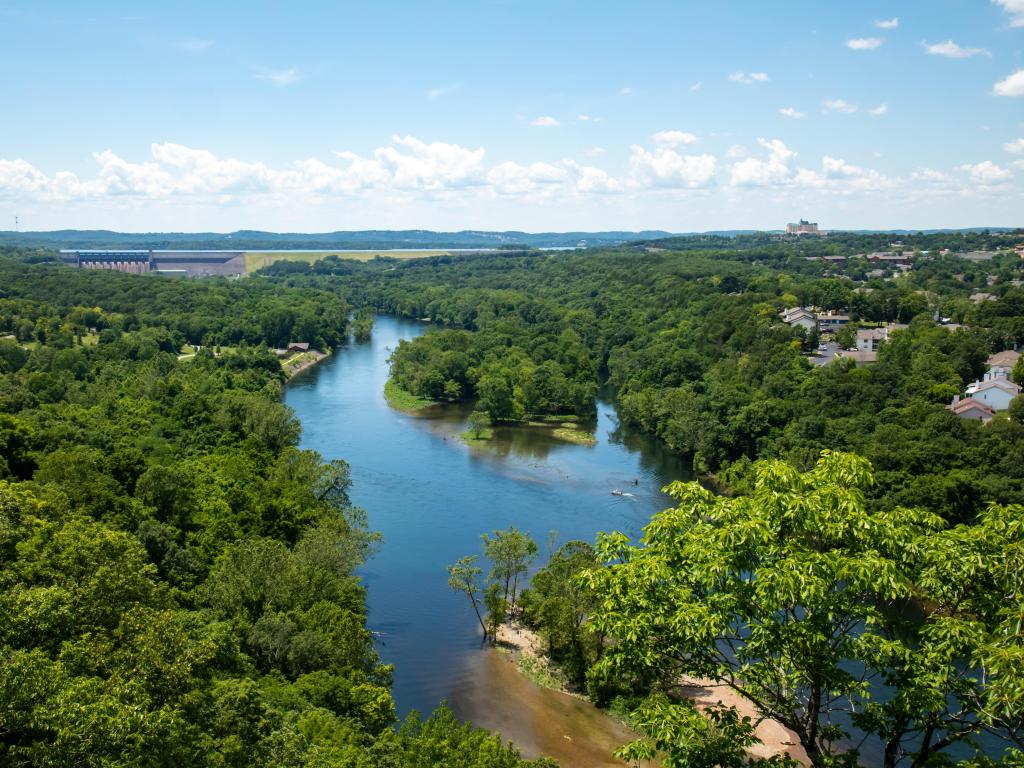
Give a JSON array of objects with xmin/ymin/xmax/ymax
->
[{"xmin": 1, "ymin": 0, "xmax": 1023, "ymax": 232}]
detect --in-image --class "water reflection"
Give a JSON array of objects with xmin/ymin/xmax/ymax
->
[{"xmin": 285, "ymin": 315, "xmax": 690, "ymax": 759}]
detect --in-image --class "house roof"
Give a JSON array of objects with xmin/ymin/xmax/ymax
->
[
  {"xmin": 781, "ymin": 307, "xmax": 815, "ymax": 322},
  {"xmin": 947, "ymin": 397, "xmax": 995, "ymax": 417},
  {"xmin": 857, "ymin": 324, "xmax": 907, "ymax": 341},
  {"xmin": 834, "ymin": 350, "xmax": 877, "ymax": 364},
  {"xmin": 988, "ymin": 350, "xmax": 1021, "ymax": 368},
  {"xmin": 288, "ymin": 342, "xmax": 310, "ymax": 351},
  {"xmin": 973, "ymin": 379, "xmax": 1021, "ymax": 395}
]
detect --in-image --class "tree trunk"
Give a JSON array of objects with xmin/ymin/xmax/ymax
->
[{"xmin": 469, "ymin": 594, "xmax": 488, "ymax": 638}]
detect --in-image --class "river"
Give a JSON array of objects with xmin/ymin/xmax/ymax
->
[{"xmin": 284, "ymin": 315, "xmax": 688, "ymax": 762}]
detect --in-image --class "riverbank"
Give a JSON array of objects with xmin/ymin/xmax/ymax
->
[
  {"xmin": 451, "ymin": 623, "xmax": 656, "ymax": 768},
  {"xmin": 283, "ymin": 349, "xmax": 328, "ymax": 378},
  {"xmin": 383, "ymin": 378, "xmax": 439, "ymax": 410},
  {"xmin": 494, "ymin": 619, "xmax": 808, "ymax": 766}
]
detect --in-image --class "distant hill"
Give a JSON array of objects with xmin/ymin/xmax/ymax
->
[{"xmin": 0, "ymin": 229, "xmax": 676, "ymax": 251}]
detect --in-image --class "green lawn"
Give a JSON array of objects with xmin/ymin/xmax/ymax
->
[
  {"xmin": 244, "ymin": 250, "xmax": 449, "ymax": 273},
  {"xmin": 383, "ymin": 379, "xmax": 438, "ymax": 411}
]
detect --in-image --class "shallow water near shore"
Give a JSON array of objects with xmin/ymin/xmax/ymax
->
[{"xmin": 284, "ymin": 315, "xmax": 689, "ymax": 758}]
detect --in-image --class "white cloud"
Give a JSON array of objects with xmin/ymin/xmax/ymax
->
[
  {"xmin": 795, "ymin": 156, "xmax": 891, "ymax": 190},
  {"xmin": 372, "ymin": 135, "xmax": 486, "ymax": 190},
  {"xmin": 1004, "ymin": 138, "xmax": 1024, "ymax": 154},
  {"xmin": 585, "ymin": 147, "xmax": 607, "ymax": 157},
  {"xmin": 254, "ymin": 66, "xmax": 300, "ymax": 87},
  {"xmin": 869, "ymin": 104, "xmax": 888, "ymax": 116},
  {"xmin": 725, "ymin": 144, "xmax": 748, "ymax": 159},
  {"xmin": 922, "ymin": 40, "xmax": 991, "ymax": 58},
  {"xmin": 577, "ymin": 114, "xmax": 592, "ymax": 121},
  {"xmin": 0, "ymin": 136, "xmax": 641, "ymax": 208},
  {"xmin": 530, "ymin": 116, "xmax": 560, "ymax": 127},
  {"xmin": 959, "ymin": 160, "xmax": 1012, "ymax": 185},
  {"xmin": 177, "ymin": 38, "xmax": 214, "ymax": 53},
  {"xmin": 913, "ymin": 168, "xmax": 949, "ymax": 183},
  {"xmin": 823, "ymin": 98, "xmax": 858, "ymax": 113},
  {"xmin": 730, "ymin": 138, "xmax": 796, "ymax": 186},
  {"xmin": 875, "ymin": 17, "xmax": 899, "ymax": 29},
  {"xmin": 629, "ymin": 145, "xmax": 717, "ymax": 188},
  {"xmin": 571, "ymin": 163, "xmax": 621, "ymax": 194},
  {"xmin": 728, "ymin": 138, "xmax": 890, "ymax": 191},
  {"xmin": 486, "ymin": 161, "xmax": 567, "ymax": 195},
  {"xmin": 652, "ymin": 130, "xmax": 698, "ymax": 146},
  {"xmin": 779, "ymin": 107, "xmax": 805, "ymax": 119},
  {"xmin": 728, "ymin": 71, "xmax": 769, "ymax": 85},
  {"xmin": 847, "ymin": 37, "xmax": 882, "ymax": 50},
  {"xmin": 426, "ymin": 84, "xmax": 461, "ymax": 101},
  {"xmin": 690, "ymin": 81, "xmax": 703, "ymax": 91},
  {"xmin": 994, "ymin": 70, "xmax": 1024, "ymax": 97},
  {"xmin": 620, "ymin": 86, "xmax": 633, "ymax": 95},
  {"xmin": 993, "ymin": 0, "xmax": 1024, "ymax": 27}
]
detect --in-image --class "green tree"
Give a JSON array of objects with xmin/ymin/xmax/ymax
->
[
  {"xmin": 447, "ymin": 555, "xmax": 489, "ymax": 638},
  {"xmin": 481, "ymin": 527, "xmax": 538, "ymax": 610},
  {"xmin": 583, "ymin": 451, "xmax": 1024, "ymax": 767},
  {"xmin": 468, "ymin": 410, "xmax": 491, "ymax": 439}
]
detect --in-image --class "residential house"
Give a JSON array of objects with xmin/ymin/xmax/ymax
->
[
  {"xmin": 780, "ymin": 307, "xmax": 817, "ymax": 331},
  {"xmin": 966, "ymin": 378, "xmax": 1020, "ymax": 411},
  {"xmin": 856, "ymin": 323, "xmax": 908, "ymax": 352},
  {"xmin": 970, "ymin": 292, "xmax": 997, "ymax": 304},
  {"xmin": 865, "ymin": 252, "xmax": 913, "ymax": 266},
  {"xmin": 987, "ymin": 350, "xmax": 1020, "ymax": 380},
  {"xmin": 946, "ymin": 395, "xmax": 995, "ymax": 422},
  {"xmin": 817, "ymin": 312, "xmax": 850, "ymax": 332}
]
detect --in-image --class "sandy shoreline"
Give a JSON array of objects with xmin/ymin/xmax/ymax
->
[{"xmin": 494, "ymin": 620, "xmax": 809, "ymax": 766}]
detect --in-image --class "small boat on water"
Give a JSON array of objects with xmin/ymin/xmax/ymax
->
[{"xmin": 611, "ymin": 489, "xmax": 623, "ymax": 496}]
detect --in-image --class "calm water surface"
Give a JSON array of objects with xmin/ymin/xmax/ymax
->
[{"xmin": 284, "ymin": 315, "xmax": 689, "ymax": 719}]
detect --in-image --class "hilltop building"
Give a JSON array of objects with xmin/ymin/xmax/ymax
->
[{"xmin": 786, "ymin": 219, "xmax": 820, "ymax": 235}]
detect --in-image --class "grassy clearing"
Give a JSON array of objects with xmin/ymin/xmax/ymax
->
[
  {"xmin": 516, "ymin": 654, "xmax": 564, "ymax": 690},
  {"xmin": 460, "ymin": 428, "xmax": 495, "ymax": 445},
  {"xmin": 529, "ymin": 414, "xmax": 581, "ymax": 424},
  {"xmin": 244, "ymin": 250, "xmax": 449, "ymax": 273},
  {"xmin": 552, "ymin": 426, "xmax": 598, "ymax": 446},
  {"xmin": 383, "ymin": 379, "xmax": 438, "ymax": 411}
]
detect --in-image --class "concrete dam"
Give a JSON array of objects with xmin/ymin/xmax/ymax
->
[{"xmin": 59, "ymin": 250, "xmax": 246, "ymax": 277}]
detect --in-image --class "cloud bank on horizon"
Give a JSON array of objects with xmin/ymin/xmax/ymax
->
[{"xmin": 0, "ymin": 0, "xmax": 1022, "ymax": 231}]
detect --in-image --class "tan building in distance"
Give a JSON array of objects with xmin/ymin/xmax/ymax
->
[{"xmin": 786, "ymin": 219, "xmax": 820, "ymax": 235}]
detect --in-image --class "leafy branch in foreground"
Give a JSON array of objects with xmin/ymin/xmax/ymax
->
[{"xmin": 582, "ymin": 451, "xmax": 1024, "ymax": 767}]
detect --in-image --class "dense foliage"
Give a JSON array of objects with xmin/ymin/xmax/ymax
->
[
  {"xmin": 583, "ymin": 452, "xmax": 1024, "ymax": 767},
  {"xmin": 0, "ymin": 252, "xmax": 552, "ymax": 767},
  {"xmin": 268, "ymin": 235, "xmax": 1024, "ymax": 525}
]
